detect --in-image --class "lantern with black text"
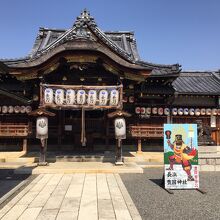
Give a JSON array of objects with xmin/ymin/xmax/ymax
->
[
  {"xmin": 36, "ymin": 117, "xmax": 48, "ymax": 139},
  {"xmin": 8, "ymin": 106, "xmax": 14, "ymax": 113},
  {"xmin": 2, "ymin": 106, "xmax": 8, "ymax": 114},
  {"xmin": 110, "ymin": 89, "xmax": 119, "ymax": 106},
  {"xmin": 55, "ymin": 89, "xmax": 64, "ymax": 105},
  {"xmin": 114, "ymin": 118, "xmax": 126, "ymax": 139},
  {"xmin": 88, "ymin": 90, "xmax": 97, "ymax": 105},
  {"xmin": 77, "ymin": 90, "xmax": 86, "ymax": 105},
  {"xmin": 20, "ymin": 106, "xmax": 26, "ymax": 113},
  {"xmin": 44, "ymin": 88, "xmax": 53, "ymax": 104},
  {"xmin": 99, "ymin": 90, "xmax": 108, "ymax": 105},
  {"xmin": 66, "ymin": 89, "xmax": 75, "ymax": 105},
  {"xmin": 25, "ymin": 106, "xmax": 32, "ymax": 113}
]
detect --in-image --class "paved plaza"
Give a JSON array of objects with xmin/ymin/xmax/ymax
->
[
  {"xmin": 1, "ymin": 167, "xmax": 220, "ymax": 220},
  {"xmin": 0, "ymin": 173, "xmax": 141, "ymax": 220}
]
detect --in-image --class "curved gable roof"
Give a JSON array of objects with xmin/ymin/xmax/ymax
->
[{"xmin": 0, "ymin": 9, "xmax": 180, "ymax": 75}]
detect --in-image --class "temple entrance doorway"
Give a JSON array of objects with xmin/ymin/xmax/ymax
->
[{"xmin": 48, "ymin": 109, "xmax": 110, "ymax": 153}]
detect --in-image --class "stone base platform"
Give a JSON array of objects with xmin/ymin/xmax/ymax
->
[
  {"xmin": 199, "ymin": 154, "xmax": 220, "ymax": 171},
  {"xmin": 199, "ymin": 145, "xmax": 220, "ymax": 171},
  {"xmin": 12, "ymin": 162, "xmax": 143, "ymax": 174}
]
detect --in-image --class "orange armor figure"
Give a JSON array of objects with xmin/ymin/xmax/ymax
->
[{"xmin": 167, "ymin": 134, "xmax": 197, "ymax": 181}]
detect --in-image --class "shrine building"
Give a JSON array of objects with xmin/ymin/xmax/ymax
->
[{"xmin": 0, "ymin": 9, "xmax": 220, "ymax": 154}]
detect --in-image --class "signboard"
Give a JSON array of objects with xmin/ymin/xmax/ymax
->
[
  {"xmin": 40, "ymin": 84, "xmax": 123, "ymax": 110},
  {"xmin": 65, "ymin": 125, "xmax": 72, "ymax": 131},
  {"xmin": 164, "ymin": 124, "xmax": 199, "ymax": 189}
]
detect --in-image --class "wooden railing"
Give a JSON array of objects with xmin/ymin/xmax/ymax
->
[
  {"xmin": 0, "ymin": 123, "xmax": 31, "ymax": 137},
  {"xmin": 129, "ymin": 125, "xmax": 163, "ymax": 138}
]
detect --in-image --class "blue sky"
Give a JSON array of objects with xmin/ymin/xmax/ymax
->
[{"xmin": 0, "ymin": 0, "xmax": 219, "ymax": 71}]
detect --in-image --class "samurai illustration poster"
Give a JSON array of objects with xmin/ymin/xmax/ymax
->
[{"xmin": 164, "ymin": 124, "xmax": 199, "ymax": 189}]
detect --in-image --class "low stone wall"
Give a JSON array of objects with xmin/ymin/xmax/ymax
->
[{"xmin": 199, "ymin": 146, "xmax": 220, "ymax": 171}]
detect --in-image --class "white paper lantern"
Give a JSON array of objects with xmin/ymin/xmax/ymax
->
[
  {"xmin": 114, "ymin": 118, "xmax": 126, "ymax": 139},
  {"xmin": 212, "ymin": 108, "xmax": 217, "ymax": 115},
  {"xmin": 66, "ymin": 89, "xmax": 75, "ymax": 105},
  {"xmin": 201, "ymin": 108, "xmax": 206, "ymax": 115},
  {"xmin": 128, "ymin": 96, "xmax": 134, "ymax": 103},
  {"xmin": 2, "ymin": 106, "xmax": 8, "ymax": 114},
  {"xmin": 158, "ymin": 108, "xmax": 164, "ymax": 115},
  {"xmin": 110, "ymin": 89, "xmax": 119, "ymax": 106},
  {"xmin": 88, "ymin": 90, "xmax": 97, "ymax": 105},
  {"xmin": 184, "ymin": 108, "xmax": 189, "ymax": 115},
  {"xmin": 152, "ymin": 108, "xmax": 158, "ymax": 114},
  {"xmin": 20, "ymin": 106, "xmax": 26, "ymax": 113},
  {"xmin": 140, "ymin": 107, "xmax": 146, "ymax": 114},
  {"xmin": 36, "ymin": 117, "xmax": 48, "ymax": 136},
  {"xmin": 172, "ymin": 108, "xmax": 177, "ymax": 115},
  {"xmin": 55, "ymin": 89, "xmax": 64, "ymax": 105},
  {"xmin": 8, "ymin": 106, "xmax": 14, "ymax": 113},
  {"xmin": 178, "ymin": 108, "xmax": 183, "ymax": 115},
  {"xmin": 146, "ymin": 108, "xmax": 151, "ymax": 115},
  {"xmin": 44, "ymin": 88, "xmax": 53, "ymax": 104},
  {"xmin": 123, "ymin": 97, "xmax": 128, "ymax": 103},
  {"xmin": 206, "ymin": 108, "xmax": 212, "ymax": 115},
  {"xmin": 135, "ymin": 107, "xmax": 141, "ymax": 114},
  {"xmin": 189, "ymin": 108, "xmax": 195, "ymax": 116},
  {"xmin": 217, "ymin": 109, "xmax": 220, "ymax": 115},
  {"xmin": 14, "ymin": 106, "xmax": 20, "ymax": 113},
  {"xmin": 164, "ymin": 108, "xmax": 170, "ymax": 115},
  {"xmin": 77, "ymin": 90, "xmax": 86, "ymax": 105},
  {"xmin": 25, "ymin": 106, "xmax": 32, "ymax": 113},
  {"xmin": 99, "ymin": 90, "xmax": 108, "ymax": 106},
  {"xmin": 195, "ymin": 108, "xmax": 201, "ymax": 116}
]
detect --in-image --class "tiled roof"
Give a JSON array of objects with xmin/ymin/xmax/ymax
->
[
  {"xmin": 29, "ymin": 28, "xmax": 140, "ymax": 62},
  {"xmin": 0, "ymin": 88, "xmax": 32, "ymax": 104},
  {"xmin": 172, "ymin": 72, "xmax": 220, "ymax": 95},
  {"xmin": 0, "ymin": 9, "xmax": 180, "ymax": 75}
]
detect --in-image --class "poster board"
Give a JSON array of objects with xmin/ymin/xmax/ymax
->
[{"xmin": 164, "ymin": 124, "xmax": 199, "ymax": 189}]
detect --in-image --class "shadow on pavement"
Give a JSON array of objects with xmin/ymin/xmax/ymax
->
[
  {"xmin": 149, "ymin": 178, "xmax": 164, "ymax": 189},
  {"xmin": 0, "ymin": 169, "xmax": 31, "ymax": 198}
]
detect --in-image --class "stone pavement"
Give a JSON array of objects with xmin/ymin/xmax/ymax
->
[{"xmin": 0, "ymin": 173, "xmax": 142, "ymax": 220}]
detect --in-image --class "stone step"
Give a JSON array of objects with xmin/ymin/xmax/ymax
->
[
  {"xmin": 14, "ymin": 162, "xmax": 143, "ymax": 174},
  {"xmin": 5, "ymin": 157, "xmax": 36, "ymax": 163},
  {"xmin": 55, "ymin": 155, "xmax": 114, "ymax": 162},
  {"xmin": 199, "ymin": 146, "xmax": 220, "ymax": 154}
]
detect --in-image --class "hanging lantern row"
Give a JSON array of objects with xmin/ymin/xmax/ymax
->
[
  {"xmin": 0, "ymin": 106, "xmax": 32, "ymax": 114},
  {"xmin": 123, "ymin": 96, "xmax": 135, "ymax": 103},
  {"xmin": 135, "ymin": 107, "xmax": 220, "ymax": 116},
  {"xmin": 44, "ymin": 88, "xmax": 120, "ymax": 106}
]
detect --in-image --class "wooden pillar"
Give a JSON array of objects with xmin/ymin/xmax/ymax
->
[
  {"xmin": 105, "ymin": 112, "xmax": 110, "ymax": 150},
  {"xmin": 22, "ymin": 138, "xmax": 27, "ymax": 153},
  {"xmin": 39, "ymin": 139, "xmax": 47, "ymax": 166},
  {"xmin": 170, "ymin": 108, "xmax": 173, "ymax": 123},
  {"xmin": 58, "ymin": 111, "xmax": 62, "ymax": 147},
  {"xmin": 81, "ymin": 108, "xmax": 86, "ymax": 147},
  {"xmin": 137, "ymin": 139, "xmax": 142, "ymax": 153},
  {"xmin": 167, "ymin": 114, "xmax": 171, "ymax": 124},
  {"xmin": 217, "ymin": 128, "xmax": 220, "ymax": 146},
  {"xmin": 115, "ymin": 138, "xmax": 123, "ymax": 165}
]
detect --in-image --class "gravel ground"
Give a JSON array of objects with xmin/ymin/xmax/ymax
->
[{"xmin": 120, "ymin": 168, "xmax": 220, "ymax": 220}]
